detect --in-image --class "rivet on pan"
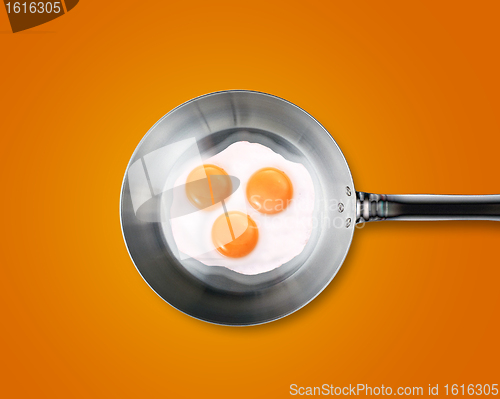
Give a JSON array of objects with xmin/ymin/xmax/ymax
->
[
  {"xmin": 346, "ymin": 186, "xmax": 351, "ymax": 196},
  {"xmin": 338, "ymin": 202, "xmax": 344, "ymax": 213},
  {"xmin": 346, "ymin": 218, "xmax": 351, "ymax": 228}
]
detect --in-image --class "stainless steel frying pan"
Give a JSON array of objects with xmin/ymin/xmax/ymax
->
[{"xmin": 120, "ymin": 90, "xmax": 500, "ymax": 326}]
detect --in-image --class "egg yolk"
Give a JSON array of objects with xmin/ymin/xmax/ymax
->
[
  {"xmin": 212, "ymin": 211, "xmax": 258, "ymax": 258},
  {"xmin": 246, "ymin": 167, "xmax": 293, "ymax": 214},
  {"xmin": 186, "ymin": 164, "xmax": 232, "ymax": 210}
]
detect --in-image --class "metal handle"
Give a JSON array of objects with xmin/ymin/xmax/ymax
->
[{"xmin": 356, "ymin": 192, "xmax": 500, "ymax": 223}]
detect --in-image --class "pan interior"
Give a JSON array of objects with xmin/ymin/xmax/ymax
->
[
  {"xmin": 120, "ymin": 91, "xmax": 356, "ymax": 325},
  {"xmin": 159, "ymin": 127, "xmax": 322, "ymax": 294}
]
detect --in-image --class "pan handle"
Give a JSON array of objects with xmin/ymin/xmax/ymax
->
[{"xmin": 356, "ymin": 192, "xmax": 500, "ymax": 223}]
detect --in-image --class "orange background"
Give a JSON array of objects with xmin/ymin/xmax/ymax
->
[{"xmin": 1, "ymin": 1, "xmax": 499, "ymax": 398}]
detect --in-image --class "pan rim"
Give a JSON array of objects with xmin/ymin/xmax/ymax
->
[{"xmin": 119, "ymin": 89, "xmax": 356, "ymax": 326}]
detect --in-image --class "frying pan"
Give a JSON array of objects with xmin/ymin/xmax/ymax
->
[{"xmin": 120, "ymin": 90, "xmax": 500, "ymax": 326}]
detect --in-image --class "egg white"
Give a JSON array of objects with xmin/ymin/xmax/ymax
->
[{"xmin": 168, "ymin": 141, "xmax": 315, "ymax": 275}]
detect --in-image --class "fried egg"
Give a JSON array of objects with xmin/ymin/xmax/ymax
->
[{"xmin": 169, "ymin": 141, "xmax": 315, "ymax": 275}]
